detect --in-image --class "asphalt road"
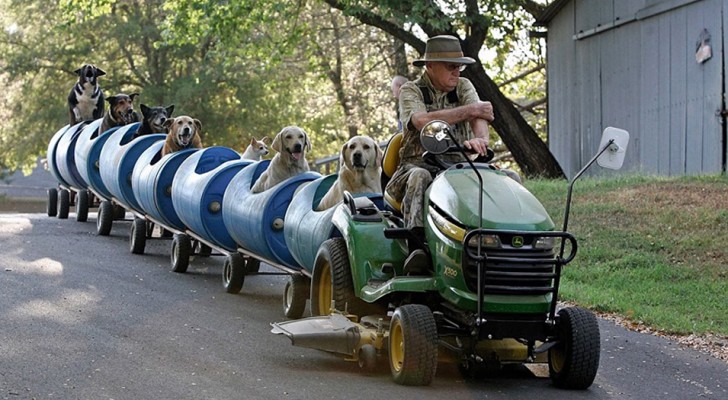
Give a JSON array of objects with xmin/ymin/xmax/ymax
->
[{"xmin": 1, "ymin": 212, "xmax": 726, "ymax": 400}]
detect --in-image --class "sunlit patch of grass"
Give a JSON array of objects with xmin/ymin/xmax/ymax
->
[{"xmin": 525, "ymin": 175, "xmax": 728, "ymax": 336}]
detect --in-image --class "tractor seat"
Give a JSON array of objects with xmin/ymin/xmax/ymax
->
[{"xmin": 380, "ymin": 132, "xmax": 403, "ymax": 213}]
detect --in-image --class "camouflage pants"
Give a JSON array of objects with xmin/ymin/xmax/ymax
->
[{"xmin": 385, "ymin": 163, "xmax": 433, "ymax": 228}]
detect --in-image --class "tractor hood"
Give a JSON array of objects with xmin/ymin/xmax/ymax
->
[{"xmin": 427, "ymin": 165, "xmax": 555, "ymax": 231}]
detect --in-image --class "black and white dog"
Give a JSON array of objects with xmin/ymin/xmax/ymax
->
[
  {"xmin": 67, "ymin": 64, "xmax": 106, "ymax": 126},
  {"xmin": 135, "ymin": 103, "xmax": 175, "ymax": 137}
]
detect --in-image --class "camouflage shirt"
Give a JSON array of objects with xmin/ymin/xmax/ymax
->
[{"xmin": 398, "ymin": 72, "xmax": 481, "ymax": 166}]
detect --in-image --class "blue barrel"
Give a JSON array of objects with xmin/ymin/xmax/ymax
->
[
  {"xmin": 283, "ymin": 174, "xmax": 384, "ymax": 272},
  {"xmin": 75, "ymin": 119, "xmax": 118, "ymax": 199},
  {"xmin": 55, "ymin": 122, "xmax": 90, "ymax": 189},
  {"xmin": 99, "ymin": 122, "xmax": 166, "ymax": 211},
  {"xmin": 46, "ymin": 124, "xmax": 72, "ymax": 187},
  {"xmin": 223, "ymin": 161, "xmax": 321, "ymax": 268},
  {"xmin": 132, "ymin": 145, "xmax": 199, "ymax": 230},
  {"xmin": 172, "ymin": 147, "xmax": 251, "ymax": 251}
]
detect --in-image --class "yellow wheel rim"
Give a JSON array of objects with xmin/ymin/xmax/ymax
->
[
  {"xmin": 550, "ymin": 345, "xmax": 565, "ymax": 373},
  {"xmin": 317, "ymin": 262, "xmax": 332, "ymax": 314},
  {"xmin": 390, "ymin": 319, "xmax": 404, "ymax": 373}
]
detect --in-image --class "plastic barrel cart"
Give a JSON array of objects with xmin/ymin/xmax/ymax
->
[
  {"xmin": 172, "ymin": 147, "xmax": 250, "ymax": 251},
  {"xmin": 54, "ymin": 122, "xmax": 90, "ymax": 190},
  {"xmin": 75, "ymin": 118, "xmax": 118, "ymax": 200},
  {"xmin": 222, "ymin": 160, "xmax": 321, "ymax": 268},
  {"xmin": 132, "ymin": 146, "xmax": 199, "ymax": 230}
]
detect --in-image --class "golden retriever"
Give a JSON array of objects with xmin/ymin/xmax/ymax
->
[
  {"xmin": 161, "ymin": 116, "xmax": 203, "ymax": 156},
  {"xmin": 251, "ymin": 126, "xmax": 311, "ymax": 193},
  {"xmin": 316, "ymin": 135, "xmax": 382, "ymax": 211}
]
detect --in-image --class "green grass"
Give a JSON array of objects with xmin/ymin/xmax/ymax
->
[{"xmin": 525, "ymin": 174, "xmax": 728, "ymax": 336}]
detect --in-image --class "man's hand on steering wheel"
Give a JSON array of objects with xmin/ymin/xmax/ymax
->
[{"xmin": 463, "ymin": 137, "xmax": 489, "ymax": 156}]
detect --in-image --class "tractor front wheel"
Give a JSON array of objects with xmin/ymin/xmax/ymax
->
[
  {"xmin": 548, "ymin": 307, "xmax": 601, "ymax": 389},
  {"xmin": 389, "ymin": 304, "xmax": 438, "ymax": 386}
]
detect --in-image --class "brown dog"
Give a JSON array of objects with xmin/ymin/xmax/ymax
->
[
  {"xmin": 161, "ymin": 116, "xmax": 203, "ymax": 156},
  {"xmin": 251, "ymin": 126, "xmax": 311, "ymax": 193},
  {"xmin": 99, "ymin": 93, "xmax": 140, "ymax": 134},
  {"xmin": 316, "ymin": 135, "xmax": 382, "ymax": 210}
]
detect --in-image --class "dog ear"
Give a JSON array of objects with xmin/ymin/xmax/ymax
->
[
  {"xmin": 250, "ymin": 137, "xmax": 257, "ymax": 146},
  {"xmin": 271, "ymin": 131, "xmax": 282, "ymax": 152},
  {"xmin": 304, "ymin": 131, "xmax": 312, "ymax": 152},
  {"xmin": 193, "ymin": 119, "xmax": 202, "ymax": 133},
  {"xmin": 129, "ymin": 93, "xmax": 140, "ymax": 102},
  {"xmin": 163, "ymin": 118, "xmax": 174, "ymax": 131},
  {"xmin": 74, "ymin": 67, "xmax": 82, "ymax": 75},
  {"xmin": 339, "ymin": 142, "xmax": 348, "ymax": 170},
  {"xmin": 375, "ymin": 139, "xmax": 383, "ymax": 167},
  {"xmin": 106, "ymin": 95, "xmax": 117, "ymax": 104},
  {"xmin": 140, "ymin": 104, "xmax": 149, "ymax": 115},
  {"xmin": 166, "ymin": 105, "xmax": 175, "ymax": 117},
  {"xmin": 261, "ymin": 137, "xmax": 268, "ymax": 143},
  {"xmin": 96, "ymin": 68, "xmax": 107, "ymax": 76}
]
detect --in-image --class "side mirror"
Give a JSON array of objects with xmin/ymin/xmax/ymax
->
[
  {"xmin": 596, "ymin": 127, "xmax": 629, "ymax": 170},
  {"xmin": 420, "ymin": 120, "xmax": 452, "ymax": 154}
]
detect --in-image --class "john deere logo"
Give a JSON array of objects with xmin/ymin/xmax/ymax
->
[{"xmin": 512, "ymin": 236, "xmax": 524, "ymax": 248}]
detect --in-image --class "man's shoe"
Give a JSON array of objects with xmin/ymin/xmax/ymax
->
[{"xmin": 402, "ymin": 249, "xmax": 430, "ymax": 275}]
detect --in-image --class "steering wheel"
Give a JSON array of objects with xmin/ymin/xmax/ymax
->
[{"xmin": 423, "ymin": 146, "xmax": 494, "ymax": 170}]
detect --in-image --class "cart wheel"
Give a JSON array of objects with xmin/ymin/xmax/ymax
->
[
  {"xmin": 194, "ymin": 241, "xmax": 212, "ymax": 257},
  {"xmin": 96, "ymin": 200, "xmax": 113, "ymax": 236},
  {"xmin": 245, "ymin": 257, "xmax": 261, "ymax": 274},
  {"xmin": 47, "ymin": 188, "xmax": 58, "ymax": 217},
  {"xmin": 113, "ymin": 204, "xmax": 126, "ymax": 220},
  {"xmin": 223, "ymin": 253, "xmax": 246, "ymax": 294},
  {"xmin": 57, "ymin": 189, "xmax": 70, "ymax": 219},
  {"xmin": 75, "ymin": 189, "xmax": 89, "ymax": 222},
  {"xmin": 549, "ymin": 307, "xmax": 600, "ymax": 389},
  {"xmin": 282, "ymin": 274, "xmax": 309, "ymax": 319},
  {"xmin": 130, "ymin": 218, "xmax": 147, "ymax": 254},
  {"xmin": 310, "ymin": 238, "xmax": 374, "ymax": 316},
  {"xmin": 358, "ymin": 344, "xmax": 378, "ymax": 373},
  {"xmin": 389, "ymin": 304, "xmax": 438, "ymax": 386},
  {"xmin": 171, "ymin": 233, "xmax": 191, "ymax": 273}
]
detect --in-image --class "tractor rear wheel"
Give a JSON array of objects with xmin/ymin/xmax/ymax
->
[{"xmin": 310, "ymin": 238, "xmax": 371, "ymax": 316}]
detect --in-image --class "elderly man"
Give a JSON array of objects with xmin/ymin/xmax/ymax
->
[{"xmin": 386, "ymin": 35, "xmax": 495, "ymax": 237}]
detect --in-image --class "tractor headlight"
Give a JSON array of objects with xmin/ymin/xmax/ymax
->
[
  {"xmin": 467, "ymin": 233, "xmax": 501, "ymax": 249},
  {"xmin": 533, "ymin": 236, "xmax": 555, "ymax": 250},
  {"xmin": 429, "ymin": 206, "xmax": 465, "ymax": 242}
]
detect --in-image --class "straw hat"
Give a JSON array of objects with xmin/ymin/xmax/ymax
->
[{"xmin": 413, "ymin": 35, "xmax": 476, "ymax": 67}]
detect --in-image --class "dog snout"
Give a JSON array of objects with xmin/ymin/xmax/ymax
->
[
  {"xmin": 292, "ymin": 143, "xmax": 303, "ymax": 153},
  {"xmin": 353, "ymin": 151, "xmax": 365, "ymax": 167}
]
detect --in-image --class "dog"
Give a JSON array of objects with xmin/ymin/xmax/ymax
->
[
  {"xmin": 316, "ymin": 135, "xmax": 382, "ymax": 211},
  {"xmin": 161, "ymin": 115, "xmax": 203, "ymax": 156},
  {"xmin": 241, "ymin": 137, "xmax": 269, "ymax": 160},
  {"xmin": 135, "ymin": 104, "xmax": 175, "ymax": 137},
  {"xmin": 99, "ymin": 93, "xmax": 141, "ymax": 134},
  {"xmin": 67, "ymin": 64, "xmax": 106, "ymax": 125},
  {"xmin": 251, "ymin": 126, "xmax": 311, "ymax": 193}
]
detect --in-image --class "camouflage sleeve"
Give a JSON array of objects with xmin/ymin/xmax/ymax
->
[
  {"xmin": 399, "ymin": 81, "xmax": 426, "ymax": 134},
  {"xmin": 458, "ymin": 78, "xmax": 480, "ymax": 106}
]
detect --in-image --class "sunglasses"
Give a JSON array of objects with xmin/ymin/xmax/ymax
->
[{"xmin": 444, "ymin": 63, "xmax": 467, "ymax": 72}]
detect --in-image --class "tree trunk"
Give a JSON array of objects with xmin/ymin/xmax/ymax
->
[{"xmin": 465, "ymin": 64, "xmax": 564, "ymax": 178}]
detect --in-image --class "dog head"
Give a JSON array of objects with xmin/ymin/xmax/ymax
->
[
  {"xmin": 163, "ymin": 116, "xmax": 202, "ymax": 148},
  {"xmin": 141, "ymin": 104, "xmax": 175, "ymax": 133},
  {"xmin": 107, "ymin": 93, "xmax": 139, "ymax": 125},
  {"xmin": 248, "ymin": 137, "xmax": 269, "ymax": 157},
  {"xmin": 74, "ymin": 64, "xmax": 106, "ymax": 86},
  {"xmin": 340, "ymin": 135, "xmax": 382, "ymax": 172},
  {"xmin": 271, "ymin": 126, "xmax": 311, "ymax": 163}
]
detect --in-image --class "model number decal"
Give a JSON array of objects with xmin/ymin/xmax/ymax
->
[{"xmin": 444, "ymin": 266, "xmax": 458, "ymax": 278}]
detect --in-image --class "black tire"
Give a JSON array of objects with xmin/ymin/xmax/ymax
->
[
  {"xmin": 113, "ymin": 204, "xmax": 126, "ymax": 220},
  {"xmin": 75, "ymin": 189, "xmax": 89, "ymax": 222},
  {"xmin": 96, "ymin": 200, "xmax": 113, "ymax": 236},
  {"xmin": 222, "ymin": 253, "xmax": 246, "ymax": 293},
  {"xmin": 245, "ymin": 257, "xmax": 261, "ymax": 274},
  {"xmin": 47, "ymin": 188, "xmax": 58, "ymax": 217},
  {"xmin": 282, "ymin": 274, "xmax": 309, "ymax": 319},
  {"xmin": 171, "ymin": 233, "xmax": 191, "ymax": 273},
  {"xmin": 130, "ymin": 218, "xmax": 147, "ymax": 254},
  {"xmin": 549, "ymin": 307, "xmax": 601, "ymax": 390},
  {"xmin": 358, "ymin": 344, "xmax": 378, "ymax": 373},
  {"xmin": 57, "ymin": 189, "xmax": 70, "ymax": 219},
  {"xmin": 310, "ymin": 238, "xmax": 372, "ymax": 317},
  {"xmin": 389, "ymin": 304, "xmax": 438, "ymax": 386},
  {"xmin": 194, "ymin": 241, "xmax": 212, "ymax": 257}
]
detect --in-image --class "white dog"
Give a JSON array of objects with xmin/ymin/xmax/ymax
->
[
  {"xmin": 241, "ymin": 137, "xmax": 269, "ymax": 161},
  {"xmin": 251, "ymin": 126, "xmax": 311, "ymax": 193},
  {"xmin": 316, "ymin": 135, "xmax": 382, "ymax": 211}
]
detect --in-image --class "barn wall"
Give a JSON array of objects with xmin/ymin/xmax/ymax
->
[{"xmin": 545, "ymin": 0, "xmax": 724, "ymax": 178}]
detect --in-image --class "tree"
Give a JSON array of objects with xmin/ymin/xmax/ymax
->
[{"xmin": 321, "ymin": 0, "xmax": 564, "ymax": 178}]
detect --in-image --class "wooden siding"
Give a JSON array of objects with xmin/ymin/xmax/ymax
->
[{"xmin": 544, "ymin": 0, "xmax": 724, "ymax": 178}]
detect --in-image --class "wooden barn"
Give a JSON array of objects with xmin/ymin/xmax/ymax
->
[{"xmin": 535, "ymin": 0, "xmax": 726, "ymax": 178}]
